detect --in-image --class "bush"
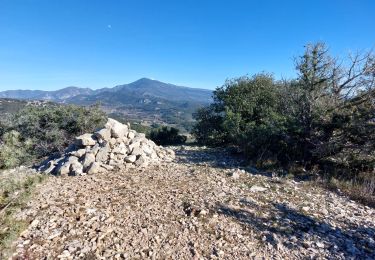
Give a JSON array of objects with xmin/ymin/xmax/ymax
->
[
  {"xmin": 193, "ymin": 42, "xmax": 375, "ymax": 177},
  {"xmin": 0, "ymin": 131, "xmax": 33, "ymax": 169},
  {"xmin": 149, "ymin": 126, "xmax": 187, "ymax": 146},
  {"xmin": 192, "ymin": 106, "xmax": 227, "ymax": 146},
  {"xmin": 192, "ymin": 74, "xmax": 292, "ymax": 164},
  {"xmin": 0, "ymin": 104, "xmax": 107, "ymax": 169}
]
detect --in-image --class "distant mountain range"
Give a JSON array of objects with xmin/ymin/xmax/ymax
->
[
  {"xmin": 0, "ymin": 78, "xmax": 213, "ymax": 129},
  {"xmin": 0, "ymin": 86, "xmax": 94, "ymax": 102}
]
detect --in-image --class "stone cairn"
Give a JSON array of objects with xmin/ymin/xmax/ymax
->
[{"xmin": 40, "ymin": 118, "xmax": 175, "ymax": 176}]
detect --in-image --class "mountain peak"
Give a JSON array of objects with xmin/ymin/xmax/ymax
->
[
  {"xmin": 134, "ymin": 78, "xmax": 157, "ymax": 83},
  {"xmin": 0, "ymin": 78, "xmax": 212, "ymax": 104}
]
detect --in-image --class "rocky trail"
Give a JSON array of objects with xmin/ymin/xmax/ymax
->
[{"xmin": 12, "ymin": 146, "xmax": 375, "ymax": 259}]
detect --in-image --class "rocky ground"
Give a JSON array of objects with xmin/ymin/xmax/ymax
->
[{"xmin": 11, "ymin": 146, "xmax": 375, "ymax": 259}]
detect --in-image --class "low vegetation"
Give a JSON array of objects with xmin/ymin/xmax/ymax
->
[
  {"xmin": 0, "ymin": 169, "xmax": 46, "ymax": 258},
  {"xmin": 149, "ymin": 126, "xmax": 187, "ymax": 146},
  {"xmin": 193, "ymin": 42, "xmax": 375, "ymax": 204},
  {"xmin": 0, "ymin": 103, "xmax": 107, "ymax": 169}
]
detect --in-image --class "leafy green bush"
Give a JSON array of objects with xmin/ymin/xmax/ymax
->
[
  {"xmin": 149, "ymin": 126, "xmax": 187, "ymax": 145},
  {"xmin": 193, "ymin": 74, "xmax": 293, "ymax": 164},
  {"xmin": 193, "ymin": 42, "xmax": 375, "ymax": 177},
  {"xmin": 0, "ymin": 131, "xmax": 33, "ymax": 169},
  {"xmin": 0, "ymin": 104, "xmax": 107, "ymax": 169},
  {"xmin": 192, "ymin": 105, "xmax": 227, "ymax": 146}
]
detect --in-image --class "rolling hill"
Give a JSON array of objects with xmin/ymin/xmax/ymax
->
[
  {"xmin": 0, "ymin": 78, "xmax": 213, "ymax": 130},
  {"xmin": 0, "ymin": 87, "xmax": 94, "ymax": 101}
]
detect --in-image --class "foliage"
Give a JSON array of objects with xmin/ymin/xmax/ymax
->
[
  {"xmin": 192, "ymin": 42, "xmax": 375, "ymax": 180},
  {"xmin": 149, "ymin": 126, "xmax": 187, "ymax": 146},
  {"xmin": 192, "ymin": 105, "xmax": 227, "ymax": 146},
  {"xmin": 0, "ymin": 104, "xmax": 107, "ymax": 169},
  {"xmin": 0, "ymin": 131, "xmax": 33, "ymax": 169},
  {"xmin": 131, "ymin": 123, "xmax": 153, "ymax": 135}
]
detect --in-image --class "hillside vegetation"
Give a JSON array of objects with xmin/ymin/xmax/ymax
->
[
  {"xmin": 193, "ymin": 43, "xmax": 375, "ymax": 204},
  {"xmin": 0, "ymin": 104, "xmax": 107, "ymax": 169}
]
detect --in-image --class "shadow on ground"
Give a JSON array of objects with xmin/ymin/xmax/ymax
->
[
  {"xmin": 174, "ymin": 146, "xmax": 245, "ymax": 169},
  {"xmin": 215, "ymin": 199, "xmax": 375, "ymax": 258},
  {"xmin": 174, "ymin": 146, "xmax": 320, "ymax": 181}
]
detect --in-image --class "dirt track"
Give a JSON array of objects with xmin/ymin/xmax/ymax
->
[{"xmin": 13, "ymin": 146, "xmax": 375, "ymax": 259}]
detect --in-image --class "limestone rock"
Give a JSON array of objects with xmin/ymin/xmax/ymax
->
[
  {"xmin": 90, "ymin": 144, "xmax": 100, "ymax": 155},
  {"xmin": 75, "ymin": 134, "xmax": 96, "ymax": 147},
  {"xmin": 71, "ymin": 149, "xmax": 86, "ymax": 158},
  {"xmin": 67, "ymin": 156, "xmax": 79, "ymax": 163},
  {"xmin": 134, "ymin": 155, "xmax": 147, "ymax": 167},
  {"xmin": 40, "ymin": 118, "xmax": 175, "ymax": 176},
  {"xmin": 95, "ymin": 128, "xmax": 111, "ymax": 142},
  {"xmin": 142, "ymin": 145, "xmax": 153, "ymax": 156},
  {"xmin": 131, "ymin": 146, "xmax": 143, "ymax": 156},
  {"xmin": 96, "ymin": 143, "xmax": 110, "ymax": 163},
  {"xmin": 127, "ymin": 132, "xmax": 135, "ymax": 139},
  {"xmin": 69, "ymin": 161, "xmax": 83, "ymax": 176},
  {"xmin": 106, "ymin": 118, "xmax": 128, "ymax": 138},
  {"xmin": 250, "ymin": 185, "xmax": 268, "ymax": 192},
  {"xmin": 83, "ymin": 153, "xmax": 96, "ymax": 171},
  {"xmin": 87, "ymin": 162, "xmax": 101, "ymax": 174},
  {"xmin": 230, "ymin": 169, "xmax": 241, "ymax": 179},
  {"xmin": 58, "ymin": 162, "xmax": 71, "ymax": 176},
  {"xmin": 124, "ymin": 155, "xmax": 137, "ymax": 163}
]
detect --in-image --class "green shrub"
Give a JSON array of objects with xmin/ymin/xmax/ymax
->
[
  {"xmin": 0, "ymin": 131, "xmax": 33, "ymax": 169},
  {"xmin": 192, "ymin": 106, "xmax": 227, "ymax": 146},
  {"xmin": 131, "ymin": 123, "xmax": 153, "ymax": 135},
  {"xmin": 0, "ymin": 104, "xmax": 107, "ymax": 169},
  {"xmin": 149, "ymin": 126, "xmax": 187, "ymax": 145},
  {"xmin": 193, "ymin": 74, "xmax": 292, "ymax": 164},
  {"xmin": 192, "ymin": 42, "xmax": 375, "ymax": 176}
]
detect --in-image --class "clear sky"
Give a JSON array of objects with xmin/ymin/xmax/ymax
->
[{"xmin": 0, "ymin": 0, "xmax": 374, "ymax": 91}]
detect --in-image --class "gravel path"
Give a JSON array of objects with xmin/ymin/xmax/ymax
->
[{"xmin": 13, "ymin": 146, "xmax": 375, "ymax": 259}]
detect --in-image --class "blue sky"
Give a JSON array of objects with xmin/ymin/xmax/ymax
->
[{"xmin": 0, "ymin": 0, "xmax": 374, "ymax": 91}]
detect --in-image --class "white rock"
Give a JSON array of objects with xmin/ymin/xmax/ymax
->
[
  {"xmin": 71, "ymin": 149, "xmax": 86, "ymax": 158},
  {"xmin": 70, "ymin": 161, "xmax": 83, "ymax": 176},
  {"xmin": 230, "ymin": 169, "xmax": 241, "ymax": 179},
  {"xmin": 95, "ymin": 128, "xmax": 111, "ymax": 142},
  {"xmin": 58, "ymin": 162, "xmax": 71, "ymax": 176},
  {"xmin": 67, "ymin": 156, "xmax": 79, "ymax": 163},
  {"xmin": 40, "ymin": 118, "xmax": 177, "ymax": 178},
  {"xmin": 90, "ymin": 143, "xmax": 100, "ymax": 155},
  {"xmin": 109, "ymin": 138, "xmax": 116, "ymax": 148},
  {"xmin": 87, "ymin": 162, "xmax": 100, "ymax": 174},
  {"xmin": 127, "ymin": 132, "xmax": 135, "ymax": 139},
  {"xmin": 106, "ymin": 118, "xmax": 128, "ymax": 138},
  {"xmin": 142, "ymin": 145, "xmax": 153, "ymax": 156},
  {"xmin": 131, "ymin": 146, "xmax": 143, "ymax": 156},
  {"xmin": 134, "ymin": 155, "xmax": 148, "ymax": 166},
  {"xmin": 250, "ymin": 185, "xmax": 267, "ymax": 192},
  {"xmin": 96, "ymin": 143, "xmax": 110, "ymax": 162},
  {"xmin": 47, "ymin": 230, "xmax": 62, "ymax": 240},
  {"xmin": 112, "ymin": 145, "xmax": 127, "ymax": 155},
  {"xmin": 75, "ymin": 133, "xmax": 96, "ymax": 146},
  {"xmin": 83, "ymin": 153, "xmax": 96, "ymax": 171},
  {"xmin": 124, "ymin": 155, "xmax": 137, "ymax": 163}
]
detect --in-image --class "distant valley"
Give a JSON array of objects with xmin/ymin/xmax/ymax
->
[{"xmin": 0, "ymin": 78, "xmax": 213, "ymax": 130}]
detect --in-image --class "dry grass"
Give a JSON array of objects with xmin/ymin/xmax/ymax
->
[
  {"xmin": 0, "ymin": 172, "xmax": 47, "ymax": 258},
  {"xmin": 319, "ymin": 171, "xmax": 375, "ymax": 207}
]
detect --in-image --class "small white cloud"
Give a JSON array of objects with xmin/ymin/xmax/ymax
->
[{"xmin": 107, "ymin": 24, "xmax": 112, "ymax": 29}]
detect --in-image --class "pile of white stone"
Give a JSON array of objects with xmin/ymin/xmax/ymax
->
[{"xmin": 40, "ymin": 118, "xmax": 175, "ymax": 176}]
